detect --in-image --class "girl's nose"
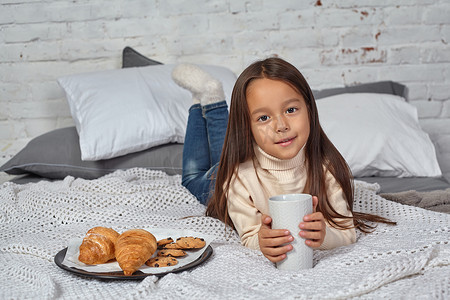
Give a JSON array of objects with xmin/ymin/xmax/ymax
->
[{"xmin": 275, "ymin": 115, "xmax": 289, "ymax": 132}]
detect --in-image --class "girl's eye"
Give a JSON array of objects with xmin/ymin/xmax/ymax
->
[
  {"xmin": 286, "ymin": 107, "xmax": 298, "ymax": 114},
  {"xmin": 257, "ymin": 115, "xmax": 269, "ymax": 122}
]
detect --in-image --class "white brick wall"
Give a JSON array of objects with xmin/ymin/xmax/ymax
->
[{"xmin": 1, "ymin": 0, "xmax": 449, "ymax": 181}]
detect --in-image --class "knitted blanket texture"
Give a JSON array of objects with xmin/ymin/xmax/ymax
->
[{"xmin": 0, "ymin": 168, "xmax": 448, "ymax": 299}]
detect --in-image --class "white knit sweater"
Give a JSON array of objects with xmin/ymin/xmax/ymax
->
[{"xmin": 227, "ymin": 145, "xmax": 356, "ymax": 250}]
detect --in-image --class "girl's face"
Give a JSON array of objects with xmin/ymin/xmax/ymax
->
[{"xmin": 246, "ymin": 78, "xmax": 310, "ymax": 160}]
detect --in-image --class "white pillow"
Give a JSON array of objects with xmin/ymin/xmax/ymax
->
[
  {"xmin": 317, "ymin": 93, "xmax": 442, "ymax": 177},
  {"xmin": 58, "ymin": 64, "xmax": 237, "ymax": 161}
]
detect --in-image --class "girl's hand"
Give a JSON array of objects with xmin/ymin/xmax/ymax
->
[
  {"xmin": 298, "ymin": 196, "xmax": 326, "ymax": 248},
  {"xmin": 258, "ymin": 214, "xmax": 293, "ymax": 263}
]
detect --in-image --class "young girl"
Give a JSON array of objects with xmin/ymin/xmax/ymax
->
[{"xmin": 172, "ymin": 58, "xmax": 393, "ymax": 263}]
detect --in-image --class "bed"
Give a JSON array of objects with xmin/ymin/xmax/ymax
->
[{"xmin": 1, "ymin": 48, "xmax": 449, "ymax": 299}]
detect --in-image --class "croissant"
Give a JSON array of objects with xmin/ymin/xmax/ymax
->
[
  {"xmin": 115, "ymin": 229, "xmax": 157, "ymax": 275},
  {"xmin": 78, "ymin": 226, "xmax": 119, "ymax": 265}
]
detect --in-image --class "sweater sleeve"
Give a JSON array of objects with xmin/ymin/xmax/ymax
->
[
  {"xmin": 318, "ymin": 172, "xmax": 356, "ymax": 250},
  {"xmin": 226, "ymin": 175, "xmax": 261, "ymax": 250}
]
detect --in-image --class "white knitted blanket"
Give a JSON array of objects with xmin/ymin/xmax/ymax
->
[{"xmin": 0, "ymin": 168, "xmax": 449, "ymax": 299}]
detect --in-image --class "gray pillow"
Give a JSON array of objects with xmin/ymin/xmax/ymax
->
[
  {"xmin": 1, "ymin": 47, "xmax": 180, "ymax": 180},
  {"xmin": 312, "ymin": 81, "xmax": 408, "ymax": 100},
  {"xmin": 1, "ymin": 47, "xmax": 409, "ymax": 181},
  {"xmin": 0, "ymin": 127, "xmax": 183, "ymax": 179},
  {"xmin": 122, "ymin": 46, "xmax": 162, "ymax": 68}
]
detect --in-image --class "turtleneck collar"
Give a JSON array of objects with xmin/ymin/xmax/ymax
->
[{"xmin": 253, "ymin": 143, "xmax": 306, "ymax": 171}]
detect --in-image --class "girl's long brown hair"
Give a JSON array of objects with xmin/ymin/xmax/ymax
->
[{"xmin": 206, "ymin": 57, "xmax": 395, "ymax": 233}]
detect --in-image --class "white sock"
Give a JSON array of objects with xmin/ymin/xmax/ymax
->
[{"xmin": 172, "ymin": 64, "xmax": 225, "ymax": 106}]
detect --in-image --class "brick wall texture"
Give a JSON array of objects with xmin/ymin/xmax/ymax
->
[{"xmin": 1, "ymin": 0, "xmax": 449, "ymax": 180}]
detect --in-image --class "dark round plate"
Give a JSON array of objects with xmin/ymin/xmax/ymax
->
[{"xmin": 54, "ymin": 245, "xmax": 213, "ymax": 280}]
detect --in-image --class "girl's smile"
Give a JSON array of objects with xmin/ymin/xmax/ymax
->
[
  {"xmin": 246, "ymin": 78, "xmax": 310, "ymax": 160},
  {"xmin": 276, "ymin": 136, "xmax": 297, "ymax": 147}
]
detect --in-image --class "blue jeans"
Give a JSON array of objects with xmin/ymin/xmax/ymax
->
[{"xmin": 182, "ymin": 101, "xmax": 228, "ymax": 205}]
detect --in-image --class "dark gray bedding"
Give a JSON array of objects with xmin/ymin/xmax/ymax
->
[
  {"xmin": 357, "ymin": 176, "xmax": 450, "ymax": 214},
  {"xmin": 380, "ymin": 188, "xmax": 450, "ymax": 214}
]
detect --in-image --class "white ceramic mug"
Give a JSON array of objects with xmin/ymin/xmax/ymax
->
[{"xmin": 268, "ymin": 193, "xmax": 313, "ymax": 271}]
